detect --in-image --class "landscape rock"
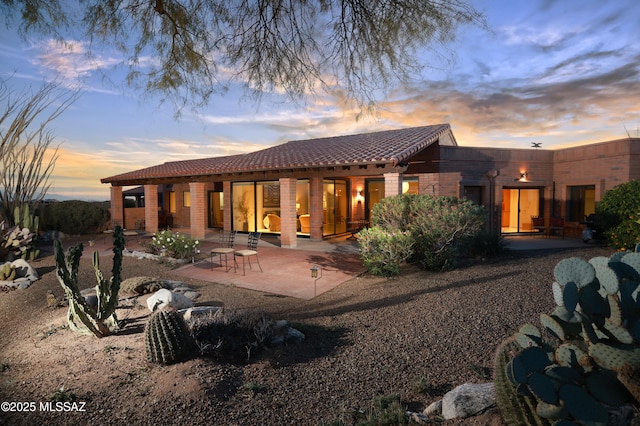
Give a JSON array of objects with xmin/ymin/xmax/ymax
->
[
  {"xmin": 0, "ymin": 259, "xmax": 40, "ymax": 289},
  {"xmin": 441, "ymin": 382, "xmax": 495, "ymax": 419},
  {"xmin": 268, "ymin": 320, "xmax": 305, "ymax": 346},
  {"xmin": 147, "ymin": 288, "xmax": 193, "ymax": 312},
  {"xmin": 180, "ymin": 306, "xmax": 221, "ymax": 322}
]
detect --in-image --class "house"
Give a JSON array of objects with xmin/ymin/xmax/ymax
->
[{"xmin": 101, "ymin": 124, "xmax": 640, "ymax": 247}]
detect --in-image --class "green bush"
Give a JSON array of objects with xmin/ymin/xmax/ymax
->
[
  {"xmin": 596, "ymin": 179, "xmax": 640, "ymax": 250},
  {"xmin": 359, "ymin": 194, "xmax": 486, "ymax": 274},
  {"xmin": 144, "ymin": 229, "xmax": 201, "ymax": 259},
  {"xmin": 357, "ymin": 227, "xmax": 413, "ymax": 277},
  {"xmin": 470, "ymin": 229, "xmax": 508, "ymax": 258},
  {"xmin": 409, "ymin": 195, "xmax": 486, "ymax": 270},
  {"xmin": 369, "ymin": 193, "xmax": 414, "ymax": 231},
  {"xmin": 40, "ymin": 201, "xmax": 110, "ymax": 235}
]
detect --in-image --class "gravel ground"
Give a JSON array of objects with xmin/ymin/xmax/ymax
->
[{"xmin": 0, "ymin": 239, "xmax": 616, "ymax": 425}]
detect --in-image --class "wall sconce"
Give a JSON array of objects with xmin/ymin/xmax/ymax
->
[
  {"xmin": 356, "ymin": 189, "xmax": 363, "ymax": 205},
  {"xmin": 515, "ymin": 172, "xmax": 528, "ymax": 182},
  {"xmin": 296, "ymin": 203, "xmax": 301, "ymax": 212},
  {"xmin": 310, "ymin": 265, "xmax": 322, "ymax": 297}
]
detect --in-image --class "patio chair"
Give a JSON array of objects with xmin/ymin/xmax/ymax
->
[
  {"xmin": 210, "ymin": 230, "xmax": 237, "ymax": 271},
  {"xmin": 531, "ymin": 216, "xmax": 546, "ymax": 237},
  {"xmin": 234, "ymin": 232, "xmax": 262, "ymax": 275}
]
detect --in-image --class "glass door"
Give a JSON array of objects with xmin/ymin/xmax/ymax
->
[
  {"xmin": 322, "ymin": 179, "xmax": 348, "ymax": 236},
  {"xmin": 501, "ymin": 188, "xmax": 542, "ymax": 233},
  {"xmin": 208, "ymin": 191, "xmax": 224, "ymax": 228}
]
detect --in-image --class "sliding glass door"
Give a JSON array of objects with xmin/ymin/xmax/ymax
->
[{"xmin": 323, "ymin": 179, "xmax": 348, "ymax": 236}]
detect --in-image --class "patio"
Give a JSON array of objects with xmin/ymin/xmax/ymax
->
[
  {"xmin": 86, "ymin": 230, "xmax": 589, "ymax": 300},
  {"xmin": 171, "ymin": 233, "xmax": 365, "ymax": 300}
]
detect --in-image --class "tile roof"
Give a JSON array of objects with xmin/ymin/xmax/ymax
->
[{"xmin": 101, "ymin": 124, "xmax": 454, "ymax": 184}]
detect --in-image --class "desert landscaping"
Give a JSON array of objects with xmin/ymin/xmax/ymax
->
[{"xmin": 0, "ymin": 235, "xmax": 620, "ymax": 425}]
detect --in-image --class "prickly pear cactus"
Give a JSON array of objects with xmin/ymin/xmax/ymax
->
[
  {"xmin": 145, "ymin": 310, "xmax": 192, "ymax": 365},
  {"xmin": 0, "ymin": 262, "xmax": 16, "ymax": 280},
  {"xmin": 54, "ymin": 226, "xmax": 125, "ymax": 337},
  {"xmin": 495, "ymin": 253, "xmax": 640, "ymax": 425}
]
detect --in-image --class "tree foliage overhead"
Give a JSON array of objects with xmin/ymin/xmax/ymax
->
[{"xmin": 1, "ymin": 0, "xmax": 485, "ymax": 114}]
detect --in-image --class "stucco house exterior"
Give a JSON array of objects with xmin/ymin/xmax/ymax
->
[{"xmin": 101, "ymin": 124, "xmax": 640, "ymax": 247}]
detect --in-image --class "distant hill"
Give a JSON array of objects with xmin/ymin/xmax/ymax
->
[{"xmin": 44, "ymin": 194, "xmax": 110, "ymax": 203}]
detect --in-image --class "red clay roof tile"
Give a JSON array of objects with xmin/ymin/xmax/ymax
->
[{"xmin": 101, "ymin": 124, "xmax": 453, "ymax": 184}]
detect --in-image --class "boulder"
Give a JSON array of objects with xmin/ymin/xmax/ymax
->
[
  {"xmin": 441, "ymin": 383, "xmax": 495, "ymax": 419},
  {"xmin": 180, "ymin": 306, "xmax": 221, "ymax": 322},
  {"xmin": 0, "ymin": 259, "xmax": 40, "ymax": 289},
  {"xmin": 147, "ymin": 288, "xmax": 193, "ymax": 312}
]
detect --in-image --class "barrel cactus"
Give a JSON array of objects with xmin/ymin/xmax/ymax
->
[
  {"xmin": 495, "ymin": 253, "xmax": 640, "ymax": 424},
  {"xmin": 145, "ymin": 310, "xmax": 193, "ymax": 365}
]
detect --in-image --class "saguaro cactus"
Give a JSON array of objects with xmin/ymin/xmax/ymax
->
[{"xmin": 54, "ymin": 226, "xmax": 124, "ymax": 337}]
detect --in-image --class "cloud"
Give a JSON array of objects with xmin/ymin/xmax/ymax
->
[{"xmin": 31, "ymin": 39, "xmax": 123, "ymax": 92}]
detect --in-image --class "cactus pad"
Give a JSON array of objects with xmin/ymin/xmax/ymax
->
[
  {"xmin": 622, "ymin": 253, "xmax": 640, "ymax": 279},
  {"xmin": 528, "ymin": 372, "xmax": 558, "ymax": 404},
  {"xmin": 515, "ymin": 324, "xmax": 542, "ymax": 348},
  {"xmin": 585, "ymin": 370, "xmax": 634, "ymax": 407},
  {"xmin": 554, "ymin": 257, "xmax": 595, "ymax": 288},
  {"xmin": 589, "ymin": 256, "xmax": 620, "ymax": 296},
  {"xmin": 588, "ymin": 343, "xmax": 640, "ymax": 372},
  {"xmin": 558, "ymin": 384, "xmax": 608, "ymax": 423}
]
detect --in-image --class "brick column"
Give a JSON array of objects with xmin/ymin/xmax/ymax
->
[
  {"xmin": 110, "ymin": 186, "xmax": 124, "ymax": 227},
  {"xmin": 223, "ymin": 181, "xmax": 232, "ymax": 232},
  {"xmin": 143, "ymin": 184, "xmax": 159, "ymax": 233},
  {"xmin": 309, "ymin": 177, "xmax": 324, "ymax": 241},
  {"xmin": 279, "ymin": 178, "xmax": 297, "ymax": 248},
  {"xmin": 384, "ymin": 172, "xmax": 403, "ymax": 197},
  {"xmin": 189, "ymin": 182, "xmax": 206, "ymax": 240}
]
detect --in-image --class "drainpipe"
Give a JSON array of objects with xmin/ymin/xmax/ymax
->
[{"xmin": 486, "ymin": 169, "xmax": 500, "ymax": 234}]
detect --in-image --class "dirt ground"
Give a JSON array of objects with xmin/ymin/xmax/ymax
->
[{"xmin": 0, "ymin": 237, "xmax": 623, "ymax": 425}]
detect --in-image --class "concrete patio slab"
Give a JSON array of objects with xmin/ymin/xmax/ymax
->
[{"xmin": 170, "ymin": 235, "xmax": 365, "ymax": 300}]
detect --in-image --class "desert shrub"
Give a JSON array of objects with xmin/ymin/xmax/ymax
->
[
  {"xmin": 469, "ymin": 229, "xmax": 508, "ymax": 258},
  {"xmin": 369, "ymin": 193, "xmax": 415, "ymax": 231},
  {"xmin": 357, "ymin": 227, "xmax": 413, "ymax": 277},
  {"xmin": 361, "ymin": 194, "xmax": 486, "ymax": 274},
  {"xmin": 144, "ymin": 229, "xmax": 201, "ymax": 259},
  {"xmin": 408, "ymin": 195, "xmax": 486, "ymax": 270},
  {"xmin": 596, "ymin": 179, "xmax": 640, "ymax": 250},
  {"xmin": 187, "ymin": 308, "xmax": 273, "ymax": 361},
  {"xmin": 41, "ymin": 200, "xmax": 110, "ymax": 235}
]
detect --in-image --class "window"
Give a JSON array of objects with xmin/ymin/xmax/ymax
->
[
  {"xmin": 402, "ymin": 178, "xmax": 419, "ymax": 194},
  {"xmin": 567, "ymin": 185, "xmax": 595, "ymax": 222},
  {"xmin": 168, "ymin": 191, "xmax": 176, "ymax": 213},
  {"xmin": 463, "ymin": 186, "xmax": 483, "ymax": 205},
  {"xmin": 232, "ymin": 182, "xmax": 255, "ymax": 232},
  {"xmin": 183, "ymin": 191, "xmax": 191, "ymax": 207}
]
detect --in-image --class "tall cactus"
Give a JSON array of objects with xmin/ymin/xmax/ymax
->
[
  {"xmin": 54, "ymin": 226, "xmax": 124, "ymax": 337},
  {"xmin": 92, "ymin": 226, "xmax": 124, "ymax": 331}
]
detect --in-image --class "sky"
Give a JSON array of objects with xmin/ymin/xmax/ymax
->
[{"xmin": 1, "ymin": 0, "xmax": 639, "ymax": 201}]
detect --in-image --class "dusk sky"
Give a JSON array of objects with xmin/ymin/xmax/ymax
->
[{"xmin": 1, "ymin": 0, "xmax": 639, "ymax": 201}]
